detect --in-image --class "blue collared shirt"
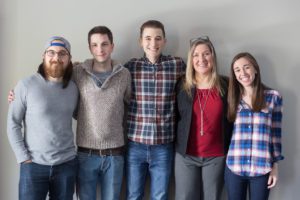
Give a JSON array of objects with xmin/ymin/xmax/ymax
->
[{"xmin": 226, "ymin": 89, "xmax": 284, "ymax": 177}]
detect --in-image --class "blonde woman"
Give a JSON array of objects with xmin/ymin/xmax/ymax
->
[{"xmin": 175, "ymin": 37, "xmax": 232, "ymax": 200}]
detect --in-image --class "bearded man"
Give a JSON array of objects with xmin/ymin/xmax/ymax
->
[{"xmin": 7, "ymin": 36, "xmax": 78, "ymax": 200}]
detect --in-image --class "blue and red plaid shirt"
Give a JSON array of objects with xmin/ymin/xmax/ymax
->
[
  {"xmin": 226, "ymin": 90, "xmax": 284, "ymax": 177},
  {"xmin": 125, "ymin": 55, "xmax": 185, "ymax": 144}
]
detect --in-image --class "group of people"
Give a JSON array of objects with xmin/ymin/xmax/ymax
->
[{"xmin": 7, "ymin": 20, "xmax": 283, "ymax": 200}]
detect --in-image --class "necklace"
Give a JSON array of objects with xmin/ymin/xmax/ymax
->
[{"xmin": 196, "ymin": 88, "xmax": 211, "ymax": 136}]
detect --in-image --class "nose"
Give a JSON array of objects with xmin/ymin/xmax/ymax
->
[
  {"xmin": 99, "ymin": 44, "xmax": 106, "ymax": 51},
  {"xmin": 52, "ymin": 53, "xmax": 60, "ymax": 60},
  {"xmin": 197, "ymin": 54, "xmax": 206, "ymax": 63},
  {"xmin": 241, "ymin": 68, "xmax": 247, "ymax": 75},
  {"xmin": 150, "ymin": 39, "xmax": 157, "ymax": 47}
]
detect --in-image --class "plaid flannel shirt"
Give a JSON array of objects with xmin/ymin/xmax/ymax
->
[
  {"xmin": 125, "ymin": 55, "xmax": 185, "ymax": 144},
  {"xmin": 226, "ymin": 90, "xmax": 284, "ymax": 177}
]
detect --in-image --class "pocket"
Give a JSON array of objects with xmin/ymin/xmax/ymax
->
[
  {"xmin": 20, "ymin": 161, "xmax": 33, "ymax": 165},
  {"xmin": 77, "ymin": 152, "xmax": 91, "ymax": 165},
  {"xmin": 110, "ymin": 155, "xmax": 124, "ymax": 167},
  {"xmin": 20, "ymin": 162, "xmax": 38, "ymax": 177}
]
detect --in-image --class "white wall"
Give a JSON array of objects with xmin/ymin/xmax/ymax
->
[{"xmin": 1, "ymin": 0, "xmax": 299, "ymax": 199}]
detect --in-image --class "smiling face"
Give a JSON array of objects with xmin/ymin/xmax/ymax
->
[
  {"xmin": 233, "ymin": 57, "xmax": 257, "ymax": 89},
  {"xmin": 192, "ymin": 43, "xmax": 214, "ymax": 77},
  {"xmin": 43, "ymin": 40, "xmax": 71, "ymax": 80},
  {"xmin": 140, "ymin": 27, "xmax": 166, "ymax": 64},
  {"xmin": 89, "ymin": 33, "xmax": 114, "ymax": 64}
]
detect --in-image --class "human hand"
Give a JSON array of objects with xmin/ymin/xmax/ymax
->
[
  {"xmin": 22, "ymin": 159, "xmax": 32, "ymax": 164},
  {"xmin": 73, "ymin": 61, "xmax": 80, "ymax": 66},
  {"xmin": 8, "ymin": 89, "xmax": 15, "ymax": 104},
  {"xmin": 268, "ymin": 163, "xmax": 278, "ymax": 189}
]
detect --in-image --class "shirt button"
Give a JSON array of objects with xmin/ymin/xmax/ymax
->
[
  {"xmin": 247, "ymin": 160, "xmax": 250, "ymax": 163},
  {"xmin": 248, "ymin": 125, "xmax": 251, "ymax": 128}
]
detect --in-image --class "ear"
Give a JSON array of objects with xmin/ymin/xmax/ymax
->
[
  {"xmin": 139, "ymin": 38, "xmax": 143, "ymax": 47},
  {"xmin": 111, "ymin": 43, "xmax": 114, "ymax": 51}
]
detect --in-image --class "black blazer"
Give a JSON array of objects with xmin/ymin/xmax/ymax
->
[{"xmin": 175, "ymin": 76, "xmax": 233, "ymax": 156}]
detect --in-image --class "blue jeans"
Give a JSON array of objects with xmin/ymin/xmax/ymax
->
[
  {"xmin": 224, "ymin": 166, "xmax": 270, "ymax": 200},
  {"xmin": 126, "ymin": 141, "xmax": 174, "ymax": 200},
  {"xmin": 19, "ymin": 158, "xmax": 77, "ymax": 200},
  {"xmin": 77, "ymin": 152, "xmax": 124, "ymax": 200}
]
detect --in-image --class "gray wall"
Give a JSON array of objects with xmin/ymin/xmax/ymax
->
[{"xmin": 1, "ymin": 0, "xmax": 299, "ymax": 199}]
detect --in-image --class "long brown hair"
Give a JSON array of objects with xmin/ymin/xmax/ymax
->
[
  {"xmin": 37, "ymin": 61, "xmax": 73, "ymax": 89},
  {"xmin": 227, "ymin": 52, "xmax": 266, "ymax": 122},
  {"xmin": 183, "ymin": 37, "xmax": 223, "ymax": 97}
]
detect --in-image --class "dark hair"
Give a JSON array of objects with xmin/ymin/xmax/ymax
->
[
  {"xmin": 140, "ymin": 20, "xmax": 165, "ymax": 38},
  {"xmin": 37, "ymin": 62, "xmax": 73, "ymax": 89},
  {"xmin": 88, "ymin": 26, "xmax": 113, "ymax": 45},
  {"xmin": 227, "ymin": 52, "xmax": 266, "ymax": 122}
]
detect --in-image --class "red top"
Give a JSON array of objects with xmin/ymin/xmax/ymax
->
[{"xmin": 186, "ymin": 88, "xmax": 224, "ymax": 157}]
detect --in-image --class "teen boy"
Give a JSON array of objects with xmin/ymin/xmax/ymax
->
[{"xmin": 125, "ymin": 20, "xmax": 185, "ymax": 200}]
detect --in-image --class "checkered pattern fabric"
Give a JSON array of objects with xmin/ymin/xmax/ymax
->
[
  {"xmin": 226, "ymin": 90, "xmax": 284, "ymax": 177},
  {"xmin": 125, "ymin": 55, "xmax": 185, "ymax": 144}
]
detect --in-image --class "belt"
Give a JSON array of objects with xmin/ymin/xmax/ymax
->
[{"xmin": 77, "ymin": 146, "xmax": 124, "ymax": 156}]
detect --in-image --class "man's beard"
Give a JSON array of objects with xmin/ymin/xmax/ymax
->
[{"xmin": 44, "ymin": 61, "xmax": 66, "ymax": 78}]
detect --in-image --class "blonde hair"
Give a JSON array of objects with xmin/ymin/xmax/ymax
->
[{"xmin": 183, "ymin": 38, "xmax": 222, "ymax": 97}]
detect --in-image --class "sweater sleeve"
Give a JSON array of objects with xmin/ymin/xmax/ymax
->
[
  {"xmin": 124, "ymin": 70, "xmax": 132, "ymax": 105},
  {"xmin": 7, "ymin": 80, "xmax": 31, "ymax": 163}
]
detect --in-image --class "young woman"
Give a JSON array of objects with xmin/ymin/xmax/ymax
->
[
  {"xmin": 225, "ymin": 52, "xmax": 284, "ymax": 200},
  {"xmin": 175, "ymin": 36, "xmax": 233, "ymax": 200}
]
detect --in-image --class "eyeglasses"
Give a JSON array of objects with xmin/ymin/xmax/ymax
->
[
  {"xmin": 189, "ymin": 36, "xmax": 210, "ymax": 47},
  {"xmin": 45, "ymin": 50, "xmax": 69, "ymax": 59}
]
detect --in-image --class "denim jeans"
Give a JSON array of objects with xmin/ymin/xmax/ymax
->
[
  {"xmin": 224, "ymin": 166, "xmax": 270, "ymax": 200},
  {"xmin": 126, "ymin": 141, "xmax": 174, "ymax": 200},
  {"xmin": 77, "ymin": 152, "xmax": 124, "ymax": 200},
  {"xmin": 19, "ymin": 158, "xmax": 77, "ymax": 200}
]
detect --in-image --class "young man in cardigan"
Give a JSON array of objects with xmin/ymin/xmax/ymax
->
[{"xmin": 73, "ymin": 26, "xmax": 131, "ymax": 200}]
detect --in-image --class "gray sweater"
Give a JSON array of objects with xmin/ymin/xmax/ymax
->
[
  {"xmin": 73, "ymin": 59, "xmax": 131, "ymax": 150},
  {"xmin": 7, "ymin": 73, "xmax": 78, "ymax": 165}
]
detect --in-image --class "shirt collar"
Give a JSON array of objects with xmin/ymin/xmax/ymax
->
[{"xmin": 142, "ymin": 54, "xmax": 163, "ymax": 65}]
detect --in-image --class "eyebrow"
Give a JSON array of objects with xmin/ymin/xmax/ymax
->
[
  {"xmin": 144, "ymin": 35, "xmax": 162, "ymax": 38},
  {"xmin": 47, "ymin": 49, "xmax": 68, "ymax": 53}
]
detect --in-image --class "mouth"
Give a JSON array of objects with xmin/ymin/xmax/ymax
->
[
  {"xmin": 239, "ymin": 76, "xmax": 251, "ymax": 81},
  {"xmin": 148, "ymin": 48, "xmax": 159, "ymax": 52},
  {"xmin": 50, "ymin": 63, "xmax": 63, "ymax": 68},
  {"xmin": 196, "ymin": 63, "xmax": 209, "ymax": 68},
  {"xmin": 97, "ymin": 54, "xmax": 106, "ymax": 57}
]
